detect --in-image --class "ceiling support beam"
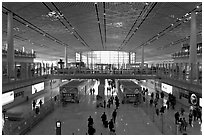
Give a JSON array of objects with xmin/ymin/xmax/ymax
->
[
  {"xmin": 7, "ymin": 12, "xmax": 15, "ymax": 78},
  {"xmin": 95, "ymin": 3, "xmax": 105, "ymax": 50}
]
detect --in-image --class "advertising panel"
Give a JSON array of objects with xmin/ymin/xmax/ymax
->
[
  {"xmin": 161, "ymin": 83, "xmax": 172, "ymax": 94},
  {"xmin": 2, "ymin": 91, "xmax": 14, "ymax": 106},
  {"xmin": 32, "ymin": 82, "xmax": 44, "ymax": 94}
]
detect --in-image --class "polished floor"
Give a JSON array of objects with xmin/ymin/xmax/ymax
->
[
  {"xmin": 4, "ymin": 80, "xmax": 202, "ymax": 135},
  {"xmin": 26, "ymin": 94, "xmax": 162, "ymax": 135}
]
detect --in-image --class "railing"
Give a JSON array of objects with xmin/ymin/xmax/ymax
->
[
  {"xmin": 2, "ymin": 63, "xmax": 202, "ymax": 86},
  {"xmin": 2, "ymin": 49, "xmax": 36, "ymax": 58},
  {"xmin": 3, "ymin": 100, "xmax": 55, "ymax": 135}
]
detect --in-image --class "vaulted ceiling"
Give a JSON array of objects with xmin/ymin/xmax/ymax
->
[{"xmin": 2, "ymin": 2, "xmax": 202, "ymax": 62}]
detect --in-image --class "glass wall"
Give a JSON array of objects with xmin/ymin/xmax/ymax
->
[{"xmin": 79, "ymin": 51, "xmax": 130, "ymax": 69}]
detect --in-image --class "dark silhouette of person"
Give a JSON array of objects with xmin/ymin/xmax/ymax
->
[
  {"xmin": 32, "ymin": 100, "xmax": 36, "ymax": 109},
  {"xmin": 112, "ymin": 109, "xmax": 117, "ymax": 123},
  {"xmin": 88, "ymin": 125, "xmax": 96, "ymax": 135},
  {"xmin": 175, "ymin": 111, "xmax": 180, "ymax": 124},
  {"xmin": 39, "ymin": 100, "xmax": 43, "ymax": 107},
  {"xmin": 101, "ymin": 112, "xmax": 108, "ymax": 127},
  {"xmin": 88, "ymin": 116, "xmax": 94, "ymax": 127},
  {"xmin": 108, "ymin": 119, "xmax": 114, "ymax": 132},
  {"xmin": 103, "ymin": 100, "xmax": 106, "ymax": 108}
]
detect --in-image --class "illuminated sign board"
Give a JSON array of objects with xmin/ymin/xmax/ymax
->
[
  {"xmin": 32, "ymin": 82, "xmax": 44, "ymax": 94},
  {"xmin": 190, "ymin": 93, "xmax": 198, "ymax": 106},
  {"xmin": 161, "ymin": 83, "xmax": 172, "ymax": 94},
  {"xmin": 2, "ymin": 91, "xmax": 14, "ymax": 106}
]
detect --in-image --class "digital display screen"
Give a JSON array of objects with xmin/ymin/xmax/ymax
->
[
  {"xmin": 32, "ymin": 82, "xmax": 44, "ymax": 94},
  {"xmin": 56, "ymin": 122, "xmax": 61, "ymax": 127},
  {"xmin": 2, "ymin": 91, "xmax": 14, "ymax": 106},
  {"xmin": 161, "ymin": 83, "xmax": 172, "ymax": 94}
]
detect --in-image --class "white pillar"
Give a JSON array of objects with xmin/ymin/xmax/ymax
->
[
  {"xmin": 65, "ymin": 46, "xmax": 68, "ymax": 68},
  {"xmin": 134, "ymin": 52, "xmax": 136, "ymax": 63},
  {"xmin": 141, "ymin": 45, "xmax": 144, "ymax": 68},
  {"xmin": 129, "ymin": 52, "xmax": 131, "ymax": 64},
  {"xmin": 189, "ymin": 11, "xmax": 197, "ymax": 80},
  {"xmin": 7, "ymin": 12, "xmax": 15, "ymax": 78}
]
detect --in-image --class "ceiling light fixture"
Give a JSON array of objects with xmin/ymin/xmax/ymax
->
[{"xmin": 196, "ymin": 5, "xmax": 200, "ymax": 8}]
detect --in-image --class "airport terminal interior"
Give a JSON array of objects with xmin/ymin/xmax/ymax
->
[{"xmin": 1, "ymin": 1, "xmax": 202, "ymax": 135}]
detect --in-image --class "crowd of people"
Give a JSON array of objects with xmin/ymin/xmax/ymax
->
[{"xmin": 87, "ymin": 95, "xmax": 120, "ymax": 135}]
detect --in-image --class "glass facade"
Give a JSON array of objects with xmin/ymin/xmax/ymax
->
[{"xmin": 78, "ymin": 51, "xmax": 134, "ymax": 69}]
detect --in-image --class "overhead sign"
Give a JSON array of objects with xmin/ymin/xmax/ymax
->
[
  {"xmin": 2, "ymin": 91, "xmax": 14, "ymax": 106},
  {"xmin": 161, "ymin": 83, "xmax": 172, "ymax": 94}
]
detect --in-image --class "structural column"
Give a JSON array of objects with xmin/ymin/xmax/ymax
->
[
  {"xmin": 189, "ymin": 11, "xmax": 197, "ymax": 80},
  {"xmin": 118, "ymin": 51, "xmax": 119, "ymax": 69},
  {"xmin": 87, "ymin": 53, "xmax": 89, "ymax": 68},
  {"xmin": 65, "ymin": 46, "xmax": 68, "ymax": 68},
  {"xmin": 129, "ymin": 52, "xmax": 131, "ymax": 65},
  {"xmin": 98, "ymin": 78, "xmax": 105, "ymax": 97},
  {"xmin": 7, "ymin": 12, "xmax": 15, "ymax": 78},
  {"xmin": 134, "ymin": 52, "xmax": 136, "ymax": 63},
  {"xmin": 141, "ymin": 45, "xmax": 144, "ymax": 68}
]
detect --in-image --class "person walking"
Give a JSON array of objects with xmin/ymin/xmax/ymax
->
[
  {"xmin": 112, "ymin": 109, "xmax": 117, "ymax": 123},
  {"xmin": 101, "ymin": 112, "xmax": 107, "ymax": 127},
  {"xmin": 103, "ymin": 100, "xmax": 106, "ymax": 108},
  {"xmin": 108, "ymin": 119, "xmax": 114, "ymax": 132},
  {"xmin": 32, "ymin": 100, "xmax": 36, "ymax": 110},
  {"xmin": 175, "ymin": 111, "xmax": 180, "ymax": 124},
  {"xmin": 39, "ymin": 100, "xmax": 43, "ymax": 107}
]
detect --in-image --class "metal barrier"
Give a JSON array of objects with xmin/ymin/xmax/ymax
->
[
  {"xmin": 2, "ymin": 62, "xmax": 202, "ymax": 86},
  {"xmin": 3, "ymin": 100, "xmax": 54, "ymax": 135}
]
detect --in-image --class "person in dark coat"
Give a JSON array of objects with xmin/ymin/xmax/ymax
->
[
  {"xmin": 112, "ymin": 109, "xmax": 117, "ymax": 123},
  {"xmin": 108, "ymin": 119, "xmax": 114, "ymax": 132},
  {"xmin": 39, "ymin": 100, "xmax": 43, "ymax": 107},
  {"xmin": 88, "ymin": 116, "xmax": 94, "ymax": 127},
  {"xmin": 175, "ymin": 111, "xmax": 180, "ymax": 124},
  {"xmin": 101, "ymin": 112, "xmax": 107, "ymax": 126},
  {"xmin": 32, "ymin": 100, "xmax": 36, "ymax": 110},
  {"xmin": 103, "ymin": 100, "xmax": 106, "ymax": 108},
  {"xmin": 88, "ymin": 125, "xmax": 96, "ymax": 135}
]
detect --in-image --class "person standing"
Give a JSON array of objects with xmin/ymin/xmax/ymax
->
[
  {"xmin": 112, "ymin": 109, "xmax": 117, "ymax": 123},
  {"xmin": 88, "ymin": 116, "xmax": 94, "ymax": 127},
  {"xmin": 175, "ymin": 111, "xmax": 180, "ymax": 124},
  {"xmin": 103, "ymin": 100, "xmax": 106, "ymax": 108},
  {"xmin": 39, "ymin": 100, "xmax": 43, "ymax": 107},
  {"xmin": 189, "ymin": 112, "xmax": 193, "ymax": 127},
  {"xmin": 32, "ymin": 100, "xmax": 36, "ymax": 110}
]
